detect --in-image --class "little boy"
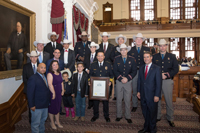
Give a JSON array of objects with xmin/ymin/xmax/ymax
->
[{"xmin": 72, "ymin": 62, "xmax": 88, "ymax": 121}]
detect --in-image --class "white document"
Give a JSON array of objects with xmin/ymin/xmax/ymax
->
[{"xmin": 93, "ymin": 80, "xmax": 106, "ymax": 96}]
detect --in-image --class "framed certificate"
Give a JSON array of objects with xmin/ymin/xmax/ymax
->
[{"xmin": 89, "ymin": 77, "xmax": 110, "ymax": 100}]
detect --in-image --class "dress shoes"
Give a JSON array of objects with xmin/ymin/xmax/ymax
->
[
  {"xmin": 59, "ymin": 112, "xmax": 66, "ymax": 115},
  {"xmin": 50, "ymin": 122, "xmax": 57, "ymax": 130},
  {"xmin": 125, "ymin": 118, "xmax": 132, "ymax": 123},
  {"xmin": 115, "ymin": 117, "xmax": 122, "ymax": 122},
  {"xmin": 91, "ymin": 116, "xmax": 98, "ymax": 122},
  {"xmin": 87, "ymin": 105, "xmax": 93, "ymax": 109},
  {"xmin": 131, "ymin": 107, "xmax": 137, "ymax": 112},
  {"xmin": 105, "ymin": 117, "xmax": 110, "ymax": 122},
  {"xmin": 138, "ymin": 129, "xmax": 150, "ymax": 133},
  {"xmin": 168, "ymin": 121, "xmax": 175, "ymax": 127},
  {"xmin": 55, "ymin": 121, "xmax": 63, "ymax": 128}
]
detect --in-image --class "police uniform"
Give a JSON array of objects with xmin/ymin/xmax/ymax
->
[
  {"xmin": 113, "ymin": 55, "xmax": 137, "ymax": 119},
  {"xmin": 74, "ymin": 41, "xmax": 91, "ymax": 61},
  {"xmin": 127, "ymin": 46, "xmax": 150, "ymax": 109},
  {"xmin": 152, "ymin": 52, "xmax": 179, "ymax": 121},
  {"xmin": 89, "ymin": 61, "xmax": 113, "ymax": 119}
]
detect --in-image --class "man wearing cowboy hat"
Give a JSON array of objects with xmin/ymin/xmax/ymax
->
[
  {"xmin": 23, "ymin": 50, "xmax": 39, "ymax": 123},
  {"xmin": 83, "ymin": 42, "xmax": 99, "ymax": 109},
  {"xmin": 27, "ymin": 40, "xmax": 50, "ymax": 64},
  {"xmin": 60, "ymin": 39, "xmax": 75, "ymax": 73},
  {"xmin": 44, "ymin": 31, "xmax": 63, "ymax": 59},
  {"xmin": 113, "ymin": 44, "xmax": 137, "ymax": 124},
  {"xmin": 74, "ymin": 31, "xmax": 91, "ymax": 62},
  {"xmin": 152, "ymin": 39, "xmax": 179, "ymax": 127},
  {"xmin": 97, "ymin": 32, "xmax": 114, "ymax": 63},
  {"xmin": 128, "ymin": 33, "xmax": 150, "ymax": 112}
]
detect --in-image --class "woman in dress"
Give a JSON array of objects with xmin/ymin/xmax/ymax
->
[{"xmin": 47, "ymin": 60, "xmax": 64, "ymax": 129}]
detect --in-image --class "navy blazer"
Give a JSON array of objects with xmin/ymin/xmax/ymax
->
[
  {"xmin": 46, "ymin": 58, "xmax": 64, "ymax": 74},
  {"xmin": 137, "ymin": 64, "xmax": 162, "ymax": 102},
  {"xmin": 27, "ymin": 73, "xmax": 51, "ymax": 109}
]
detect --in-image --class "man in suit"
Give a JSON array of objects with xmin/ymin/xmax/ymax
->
[
  {"xmin": 83, "ymin": 42, "xmax": 99, "ymax": 109},
  {"xmin": 137, "ymin": 51, "xmax": 162, "ymax": 133},
  {"xmin": 128, "ymin": 33, "xmax": 150, "ymax": 112},
  {"xmin": 60, "ymin": 39, "xmax": 75, "ymax": 73},
  {"xmin": 89, "ymin": 52, "xmax": 113, "ymax": 122},
  {"xmin": 23, "ymin": 51, "xmax": 39, "ymax": 124},
  {"xmin": 5, "ymin": 22, "xmax": 28, "ymax": 70},
  {"xmin": 151, "ymin": 43, "xmax": 158, "ymax": 55},
  {"xmin": 44, "ymin": 32, "xmax": 63, "ymax": 58},
  {"xmin": 113, "ymin": 44, "xmax": 137, "ymax": 124},
  {"xmin": 152, "ymin": 39, "xmax": 179, "ymax": 127},
  {"xmin": 74, "ymin": 31, "xmax": 91, "ymax": 62},
  {"xmin": 46, "ymin": 49, "xmax": 64, "ymax": 74},
  {"xmin": 27, "ymin": 40, "xmax": 50, "ymax": 64},
  {"xmin": 27, "ymin": 63, "xmax": 51, "ymax": 133},
  {"xmin": 98, "ymin": 32, "xmax": 114, "ymax": 63}
]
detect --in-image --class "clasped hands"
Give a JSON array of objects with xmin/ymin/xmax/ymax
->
[{"xmin": 137, "ymin": 92, "xmax": 159, "ymax": 102}]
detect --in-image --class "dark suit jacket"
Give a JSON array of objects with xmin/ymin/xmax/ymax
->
[
  {"xmin": 7, "ymin": 31, "xmax": 27, "ymax": 53},
  {"xmin": 46, "ymin": 58, "xmax": 64, "ymax": 74},
  {"xmin": 60, "ymin": 49, "xmax": 75, "ymax": 72},
  {"xmin": 22, "ymin": 63, "xmax": 34, "ymax": 94},
  {"xmin": 83, "ymin": 52, "xmax": 98, "ymax": 70},
  {"xmin": 44, "ymin": 42, "xmax": 63, "ymax": 58},
  {"xmin": 137, "ymin": 63, "xmax": 162, "ymax": 102},
  {"xmin": 27, "ymin": 73, "xmax": 51, "ymax": 109},
  {"xmin": 74, "ymin": 41, "xmax": 91, "ymax": 60},
  {"xmin": 27, "ymin": 51, "xmax": 50, "ymax": 64},
  {"xmin": 72, "ymin": 71, "xmax": 89, "ymax": 98},
  {"xmin": 98, "ymin": 43, "xmax": 114, "ymax": 63}
]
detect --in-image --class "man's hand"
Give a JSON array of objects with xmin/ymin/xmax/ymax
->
[
  {"xmin": 109, "ymin": 81, "xmax": 111, "ymax": 86},
  {"xmin": 85, "ymin": 95, "xmax": 88, "ymax": 98},
  {"xmin": 88, "ymin": 81, "xmax": 91, "ymax": 86},
  {"xmin": 31, "ymin": 106, "xmax": 36, "ymax": 111},
  {"xmin": 162, "ymin": 73, "xmax": 167, "ymax": 80},
  {"xmin": 154, "ymin": 96, "xmax": 159, "ymax": 102},
  {"xmin": 52, "ymin": 93, "xmax": 56, "ymax": 99},
  {"xmin": 71, "ymin": 94, "xmax": 75, "ymax": 97},
  {"xmin": 6, "ymin": 48, "xmax": 11, "ymax": 54},
  {"xmin": 86, "ymin": 70, "xmax": 90, "ymax": 74},
  {"xmin": 121, "ymin": 77, "xmax": 128, "ymax": 84},
  {"xmin": 79, "ymin": 56, "xmax": 84, "ymax": 62},
  {"xmin": 137, "ymin": 92, "xmax": 140, "ymax": 99},
  {"xmin": 18, "ymin": 49, "xmax": 23, "ymax": 53}
]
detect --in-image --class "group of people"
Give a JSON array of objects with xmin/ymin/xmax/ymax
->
[{"xmin": 20, "ymin": 29, "xmax": 179, "ymax": 133}]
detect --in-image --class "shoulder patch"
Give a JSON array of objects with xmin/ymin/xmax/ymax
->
[{"xmin": 105, "ymin": 61, "xmax": 111, "ymax": 64}]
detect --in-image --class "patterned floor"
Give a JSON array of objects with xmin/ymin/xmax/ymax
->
[{"xmin": 14, "ymin": 98, "xmax": 200, "ymax": 133}]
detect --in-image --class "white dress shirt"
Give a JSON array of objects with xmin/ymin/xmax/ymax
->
[
  {"xmin": 103, "ymin": 42, "xmax": 108, "ymax": 51},
  {"xmin": 98, "ymin": 61, "xmax": 104, "ymax": 67},
  {"xmin": 64, "ymin": 48, "xmax": 69, "ymax": 64},
  {"xmin": 51, "ymin": 41, "xmax": 56, "ymax": 47},
  {"xmin": 145, "ymin": 62, "xmax": 152, "ymax": 73}
]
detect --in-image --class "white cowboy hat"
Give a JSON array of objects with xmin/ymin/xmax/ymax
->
[
  {"xmin": 89, "ymin": 42, "xmax": 99, "ymax": 50},
  {"xmin": 48, "ymin": 31, "xmax": 59, "ymax": 40},
  {"xmin": 33, "ymin": 40, "xmax": 46, "ymax": 47},
  {"xmin": 78, "ymin": 31, "xmax": 90, "ymax": 38},
  {"xmin": 100, "ymin": 32, "xmax": 111, "ymax": 37},
  {"xmin": 60, "ymin": 39, "xmax": 72, "ymax": 45},
  {"xmin": 133, "ymin": 33, "xmax": 146, "ymax": 41},
  {"xmin": 27, "ymin": 51, "xmax": 39, "ymax": 58},
  {"xmin": 115, "ymin": 34, "xmax": 127, "ymax": 44},
  {"xmin": 116, "ymin": 44, "xmax": 131, "ymax": 52},
  {"xmin": 61, "ymin": 69, "xmax": 72, "ymax": 79},
  {"xmin": 158, "ymin": 39, "xmax": 169, "ymax": 46}
]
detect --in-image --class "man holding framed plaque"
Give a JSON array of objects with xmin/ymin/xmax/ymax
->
[
  {"xmin": 113, "ymin": 44, "xmax": 137, "ymax": 123},
  {"xmin": 89, "ymin": 52, "xmax": 113, "ymax": 122}
]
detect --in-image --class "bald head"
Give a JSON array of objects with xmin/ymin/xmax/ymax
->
[
  {"xmin": 16, "ymin": 22, "xmax": 22, "ymax": 33},
  {"xmin": 37, "ymin": 63, "xmax": 46, "ymax": 74}
]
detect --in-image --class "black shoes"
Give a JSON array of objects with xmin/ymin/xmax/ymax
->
[
  {"xmin": 105, "ymin": 117, "xmax": 110, "ymax": 122},
  {"xmin": 59, "ymin": 112, "xmax": 66, "ymax": 115},
  {"xmin": 168, "ymin": 121, "xmax": 175, "ymax": 127},
  {"xmin": 115, "ymin": 117, "xmax": 122, "ymax": 122},
  {"xmin": 87, "ymin": 105, "xmax": 93, "ymax": 109},
  {"xmin": 131, "ymin": 107, "xmax": 137, "ymax": 112},
  {"xmin": 138, "ymin": 129, "xmax": 150, "ymax": 133},
  {"xmin": 91, "ymin": 116, "xmax": 98, "ymax": 122},
  {"xmin": 125, "ymin": 118, "xmax": 132, "ymax": 124}
]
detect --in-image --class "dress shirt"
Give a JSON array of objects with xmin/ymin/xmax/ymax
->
[
  {"xmin": 145, "ymin": 62, "xmax": 152, "ymax": 73},
  {"xmin": 37, "ymin": 51, "xmax": 43, "ymax": 61},
  {"xmin": 85, "ymin": 52, "xmax": 96, "ymax": 71},
  {"xmin": 31, "ymin": 62, "xmax": 37, "ymax": 68},
  {"xmin": 51, "ymin": 41, "xmax": 56, "ymax": 47},
  {"xmin": 37, "ymin": 72, "xmax": 48, "ymax": 86},
  {"xmin": 98, "ymin": 61, "xmax": 104, "ymax": 67},
  {"xmin": 78, "ymin": 72, "xmax": 83, "ymax": 79},
  {"xmin": 103, "ymin": 42, "xmax": 108, "ymax": 51},
  {"xmin": 64, "ymin": 48, "xmax": 69, "ymax": 64}
]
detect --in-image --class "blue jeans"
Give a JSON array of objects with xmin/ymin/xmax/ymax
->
[
  {"xmin": 31, "ymin": 108, "xmax": 48, "ymax": 133},
  {"xmin": 75, "ymin": 91, "xmax": 86, "ymax": 117}
]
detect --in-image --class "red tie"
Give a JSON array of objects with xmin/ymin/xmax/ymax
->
[
  {"xmin": 65, "ymin": 49, "xmax": 68, "ymax": 52},
  {"xmin": 103, "ymin": 44, "xmax": 106, "ymax": 53},
  {"xmin": 145, "ymin": 65, "xmax": 148, "ymax": 80}
]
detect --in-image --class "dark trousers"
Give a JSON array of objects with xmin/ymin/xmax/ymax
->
[
  {"xmin": 88, "ymin": 85, "xmax": 94, "ymax": 107},
  {"xmin": 28, "ymin": 107, "xmax": 31, "ymax": 124},
  {"xmin": 4, "ymin": 52, "xmax": 23, "ymax": 70},
  {"xmin": 141, "ymin": 99, "xmax": 158, "ymax": 133},
  {"xmin": 93, "ymin": 100, "xmax": 109, "ymax": 118}
]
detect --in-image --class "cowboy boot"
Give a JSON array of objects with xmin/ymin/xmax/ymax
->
[
  {"xmin": 65, "ymin": 107, "xmax": 69, "ymax": 117},
  {"xmin": 71, "ymin": 107, "xmax": 75, "ymax": 118}
]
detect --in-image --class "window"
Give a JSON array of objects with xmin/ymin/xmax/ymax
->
[
  {"xmin": 130, "ymin": 0, "xmax": 140, "ymax": 20},
  {"xmin": 144, "ymin": 0, "xmax": 154, "ymax": 20},
  {"xmin": 170, "ymin": 38, "xmax": 180, "ymax": 58},
  {"xmin": 185, "ymin": 0, "xmax": 196, "ymax": 19},
  {"xmin": 170, "ymin": 0, "xmax": 181, "ymax": 19},
  {"xmin": 185, "ymin": 37, "xmax": 195, "ymax": 58},
  {"xmin": 145, "ymin": 38, "xmax": 154, "ymax": 47}
]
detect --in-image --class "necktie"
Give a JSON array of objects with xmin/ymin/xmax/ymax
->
[
  {"xmin": 65, "ymin": 49, "xmax": 68, "ymax": 52},
  {"xmin": 137, "ymin": 47, "xmax": 140, "ymax": 53},
  {"xmin": 78, "ymin": 74, "xmax": 81, "ymax": 91},
  {"xmin": 83, "ymin": 42, "xmax": 86, "ymax": 48},
  {"xmin": 53, "ymin": 42, "xmax": 56, "ymax": 49},
  {"xmin": 90, "ymin": 54, "xmax": 94, "ymax": 63},
  {"xmin": 161, "ymin": 54, "xmax": 164, "ymax": 60},
  {"xmin": 100, "ymin": 63, "xmax": 102, "ymax": 67},
  {"xmin": 39, "ymin": 53, "xmax": 42, "ymax": 63},
  {"xmin": 103, "ymin": 44, "xmax": 106, "ymax": 53},
  {"xmin": 145, "ymin": 65, "xmax": 148, "ymax": 80},
  {"xmin": 42, "ymin": 75, "xmax": 48, "ymax": 87},
  {"xmin": 33, "ymin": 64, "xmax": 36, "ymax": 74},
  {"xmin": 123, "ymin": 58, "xmax": 126, "ymax": 64}
]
